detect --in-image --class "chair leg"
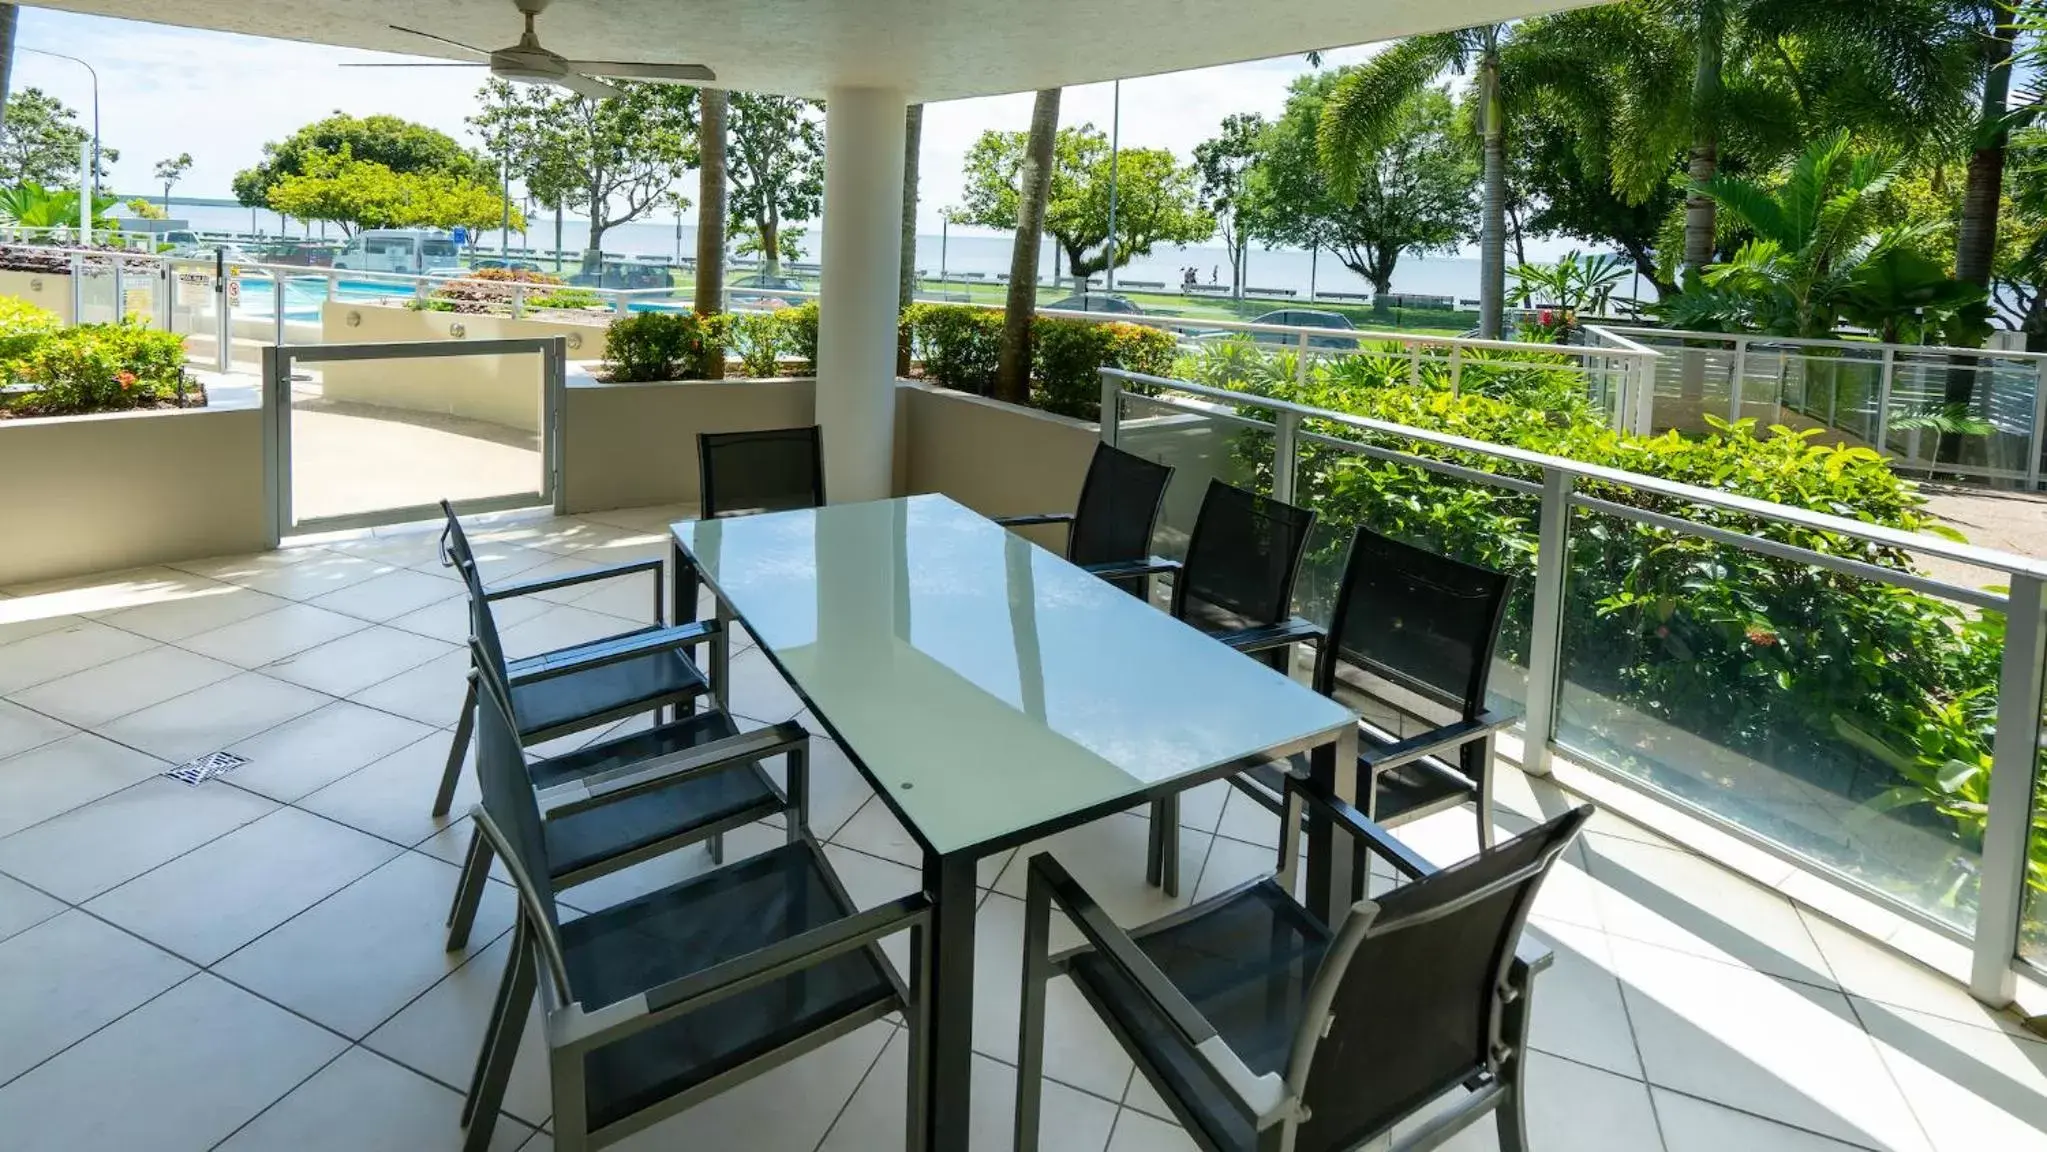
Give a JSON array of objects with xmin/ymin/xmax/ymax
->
[
  {"xmin": 433, "ymin": 670, "xmax": 479, "ymax": 818},
  {"xmin": 1159, "ymin": 794, "xmax": 1181, "ymax": 898},
  {"xmin": 1014, "ymin": 866, "xmax": 1054, "ymax": 1152},
  {"xmin": 445, "ymin": 823, "xmax": 495, "ymax": 951},
  {"xmin": 1472, "ymin": 733, "xmax": 1498, "ymax": 851},
  {"xmin": 708, "ymin": 830, "xmax": 725, "ymax": 865},
  {"xmin": 1145, "ymin": 799, "xmax": 1167, "ymax": 888},
  {"xmin": 463, "ymin": 918, "xmax": 536, "ymax": 1146},
  {"xmin": 904, "ymin": 921, "xmax": 931, "ymax": 1152}
]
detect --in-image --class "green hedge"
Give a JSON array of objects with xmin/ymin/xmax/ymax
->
[
  {"xmin": 903, "ymin": 302, "xmax": 1178, "ymax": 418},
  {"xmin": 11, "ymin": 320, "xmax": 189, "ymax": 415},
  {"xmin": 1174, "ymin": 337, "xmax": 2034, "ymax": 925},
  {"xmin": 602, "ymin": 311, "xmax": 728, "ymax": 382}
]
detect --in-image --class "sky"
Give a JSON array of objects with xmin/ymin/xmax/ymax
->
[{"xmin": 10, "ymin": 7, "xmax": 1395, "ymax": 240}]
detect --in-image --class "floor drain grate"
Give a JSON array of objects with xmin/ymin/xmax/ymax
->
[{"xmin": 164, "ymin": 751, "xmax": 248, "ymax": 786}]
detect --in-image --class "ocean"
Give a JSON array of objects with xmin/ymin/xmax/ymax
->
[{"xmin": 158, "ymin": 200, "xmax": 1518, "ymax": 303}]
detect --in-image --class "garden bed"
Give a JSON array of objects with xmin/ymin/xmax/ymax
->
[{"xmin": 0, "ymin": 296, "xmax": 199, "ymax": 420}]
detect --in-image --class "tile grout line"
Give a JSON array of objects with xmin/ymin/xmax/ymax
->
[{"xmin": 805, "ymin": 1024, "xmax": 901, "ymax": 1152}]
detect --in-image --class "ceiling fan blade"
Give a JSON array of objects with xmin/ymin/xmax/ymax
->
[
  {"xmin": 339, "ymin": 62, "xmax": 488, "ymax": 68},
  {"xmin": 556, "ymin": 71, "xmax": 625, "ymax": 100},
  {"xmin": 387, "ymin": 23, "xmax": 492, "ymax": 57},
  {"xmin": 564, "ymin": 61, "xmax": 716, "ymax": 83}
]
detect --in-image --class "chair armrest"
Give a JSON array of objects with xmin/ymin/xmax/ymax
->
[
  {"xmin": 548, "ymin": 891, "xmax": 931, "ymax": 1053},
  {"xmin": 504, "ymin": 621, "xmax": 716, "ymax": 688},
  {"xmin": 1356, "ymin": 708, "xmax": 1518, "ymax": 775},
  {"xmin": 1283, "ymin": 775, "xmax": 1438, "ymax": 881},
  {"xmin": 1032, "ymin": 854, "xmax": 1293, "ymax": 1126},
  {"xmin": 1082, "ymin": 556, "xmax": 1181, "ymax": 583},
  {"xmin": 484, "ymin": 556, "xmax": 664, "ymax": 601},
  {"xmin": 534, "ymin": 720, "xmax": 807, "ymax": 820},
  {"xmin": 992, "ymin": 512, "xmax": 1075, "ymax": 529},
  {"xmin": 1214, "ymin": 617, "xmax": 1324, "ymax": 657},
  {"xmin": 1512, "ymin": 935, "xmax": 1555, "ymax": 981}
]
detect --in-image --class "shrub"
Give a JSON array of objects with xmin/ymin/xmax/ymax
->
[
  {"xmin": 16, "ymin": 321, "xmax": 187, "ymax": 414},
  {"xmin": 782, "ymin": 301, "xmax": 819, "ymax": 372},
  {"xmin": 529, "ymin": 286, "xmax": 604, "ymax": 310},
  {"xmin": 602, "ymin": 311, "xmax": 725, "ymax": 381},
  {"xmin": 429, "ymin": 267, "xmax": 565, "ymax": 314},
  {"xmin": 0, "ymin": 295, "xmax": 61, "ymax": 370},
  {"xmin": 1032, "ymin": 318, "xmax": 1177, "ymax": 419},
  {"xmin": 729, "ymin": 311, "xmax": 786, "ymax": 377},
  {"xmin": 904, "ymin": 303, "xmax": 1003, "ymax": 394}
]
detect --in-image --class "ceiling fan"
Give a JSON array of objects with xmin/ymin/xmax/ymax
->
[{"xmin": 342, "ymin": 0, "xmax": 714, "ymax": 100}]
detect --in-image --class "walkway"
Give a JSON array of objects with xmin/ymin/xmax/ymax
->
[{"xmin": 0, "ymin": 506, "xmax": 2040, "ymax": 1151}]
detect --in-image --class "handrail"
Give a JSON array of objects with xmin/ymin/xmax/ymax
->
[
  {"xmin": 1101, "ymin": 367, "xmax": 2047, "ymax": 580},
  {"xmin": 1598, "ymin": 322, "xmax": 2047, "ymax": 364}
]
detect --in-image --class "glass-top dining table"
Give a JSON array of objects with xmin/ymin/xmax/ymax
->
[{"xmin": 671, "ymin": 493, "xmax": 1359, "ymax": 1152}]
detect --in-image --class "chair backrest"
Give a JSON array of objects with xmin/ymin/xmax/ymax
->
[
  {"xmin": 1290, "ymin": 805, "xmax": 1591, "ymax": 1152},
  {"xmin": 471, "ymin": 663, "xmax": 572, "ymax": 994},
  {"xmin": 448, "ymin": 544, "xmax": 516, "ymax": 704},
  {"xmin": 1316, "ymin": 529, "xmax": 1511, "ymax": 721},
  {"xmin": 439, "ymin": 499, "xmax": 479, "ymax": 573},
  {"xmin": 698, "ymin": 426, "xmax": 827, "ymax": 520},
  {"xmin": 1066, "ymin": 442, "xmax": 1175, "ymax": 569},
  {"xmin": 1171, "ymin": 480, "xmax": 1317, "ymax": 633}
]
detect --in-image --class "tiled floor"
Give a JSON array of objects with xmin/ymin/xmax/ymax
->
[{"xmin": 0, "ymin": 505, "xmax": 2044, "ymax": 1151}]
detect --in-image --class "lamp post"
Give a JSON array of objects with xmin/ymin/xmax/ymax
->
[
  {"xmin": 1102, "ymin": 79, "xmax": 1120, "ymax": 297},
  {"xmin": 21, "ymin": 47, "xmax": 98, "ymax": 230}
]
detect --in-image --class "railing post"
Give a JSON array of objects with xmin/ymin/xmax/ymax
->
[
  {"xmin": 1729, "ymin": 338, "xmax": 1748, "ymax": 422},
  {"xmin": 1631, "ymin": 354, "xmax": 1656, "ymax": 436},
  {"xmin": 69, "ymin": 251, "xmax": 82, "ymax": 324},
  {"xmin": 1520, "ymin": 467, "xmax": 1574, "ymax": 777},
  {"xmin": 1409, "ymin": 340, "xmax": 1423, "ymax": 388},
  {"xmin": 511, "ymin": 284, "xmax": 526, "ymax": 320},
  {"xmin": 1450, "ymin": 344, "xmax": 1463, "ymax": 397},
  {"xmin": 2030, "ymin": 360, "xmax": 2047, "ymax": 493},
  {"xmin": 1295, "ymin": 330, "xmax": 1310, "ymax": 389},
  {"xmin": 1098, "ymin": 370, "xmax": 1121, "ymax": 447},
  {"xmin": 612, "ymin": 291, "xmax": 629, "ymax": 316},
  {"xmin": 273, "ymin": 275, "xmax": 287, "ymax": 347},
  {"xmin": 1272, "ymin": 410, "xmax": 1302, "ymax": 505},
  {"xmin": 112, "ymin": 259, "xmax": 125, "ymax": 323},
  {"xmin": 325, "ymin": 271, "xmax": 337, "ymax": 302},
  {"xmin": 1876, "ymin": 347, "xmax": 1896, "ymax": 453},
  {"xmin": 1973, "ymin": 572, "xmax": 2045, "ymax": 1006},
  {"xmin": 214, "ymin": 253, "xmax": 231, "ymax": 374},
  {"xmin": 413, "ymin": 278, "xmax": 430, "ymax": 307},
  {"xmin": 158, "ymin": 260, "xmax": 174, "ymax": 331}
]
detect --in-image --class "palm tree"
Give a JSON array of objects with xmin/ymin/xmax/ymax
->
[
  {"xmin": 1320, "ymin": 25, "xmax": 1512, "ymax": 337},
  {"xmin": 996, "ymin": 88, "xmax": 1060, "ymax": 405},
  {"xmin": 899, "ymin": 104, "xmax": 923, "ymax": 375},
  {"xmin": 695, "ymin": 88, "xmax": 728, "ymax": 378}
]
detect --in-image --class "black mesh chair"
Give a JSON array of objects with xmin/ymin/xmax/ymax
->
[
  {"xmin": 994, "ymin": 442, "xmax": 1176, "ymax": 595},
  {"xmin": 697, "ymin": 426, "xmax": 827, "ymax": 519},
  {"xmin": 442, "ymin": 542, "xmax": 807, "ymax": 951},
  {"xmin": 1147, "ymin": 480, "xmax": 1321, "ymax": 895},
  {"xmin": 457, "ymin": 664, "xmax": 930, "ymax": 1152},
  {"xmin": 1019, "ymin": 775, "xmax": 1591, "ymax": 1152},
  {"xmin": 433, "ymin": 503, "xmax": 713, "ymax": 820}
]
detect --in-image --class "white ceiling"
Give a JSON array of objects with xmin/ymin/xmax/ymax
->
[{"xmin": 38, "ymin": 0, "xmax": 1605, "ymax": 102}]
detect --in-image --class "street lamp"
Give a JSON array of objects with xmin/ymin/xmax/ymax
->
[{"xmin": 20, "ymin": 47, "xmax": 99, "ymax": 224}]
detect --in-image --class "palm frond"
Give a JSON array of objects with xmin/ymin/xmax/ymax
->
[{"xmin": 1319, "ymin": 33, "xmax": 1467, "ymax": 198}]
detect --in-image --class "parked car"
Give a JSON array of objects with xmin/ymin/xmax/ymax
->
[
  {"xmin": 1044, "ymin": 292, "xmax": 1144, "ymax": 315},
  {"xmin": 331, "ymin": 228, "xmax": 462, "ymax": 276},
  {"xmin": 1243, "ymin": 308, "xmax": 1360, "ymax": 350},
  {"xmin": 472, "ymin": 257, "xmax": 545, "ymax": 274}
]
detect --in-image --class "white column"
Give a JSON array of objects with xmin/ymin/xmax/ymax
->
[{"xmin": 816, "ymin": 87, "xmax": 909, "ymax": 502}]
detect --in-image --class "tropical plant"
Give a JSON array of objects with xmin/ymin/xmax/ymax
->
[
  {"xmin": 781, "ymin": 302, "xmax": 820, "ymax": 372},
  {"xmin": 728, "ymin": 310, "xmax": 786, "ymax": 377},
  {"xmin": 0, "ymin": 182, "xmax": 120, "ymax": 231},
  {"xmin": 1320, "ymin": 23, "xmax": 1512, "ymax": 337},
  {"xmin": 726, "ymin": 93, "xmax": 824, "ymax": 280},
  {"xmin": 1886, "ymin": 402, "xmax": 1999, "ymax": 472},
  {"xmin": 12, "ymin": 321, "xmax": 187, "ymax": 415},
  {"xmin": 1506, "ymin": 250, "xmax": 1632, "ymax": 314},
  {"xmin": 1030, "ymin": 318, "xmax": 1176, "ymax": 419},
  {"xmin": 0, "ymin": 292, "xmax": 58, "ymax": 368},
  {"xmin": 602, "ymin": 311, "xmax": 726, "ymax": 382},
  {"xmin": 695, "ymin": 87, "xmax": 728, "ymax": 331}
]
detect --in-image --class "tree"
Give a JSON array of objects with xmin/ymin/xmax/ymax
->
[
  {"xmin": 1322, "ymin": 25, "xmax": 1511, "ymax": 336},
  {"xmin": 1250, "ymin": 75, "xmax": 1476, "ymax": 305},
  {"xmin": 153, "ymin": 152, "xmax": 191, "ymax": 212},
  {"xmin": 1193, "ymin": 113, "xmax": 1267, "ymax": 298},
  {"xmin": 900, "ymin": 104, "xmax": 924, "ymax": 374},
  {"xmin": 0, "ymin": 88, "xmax": 115, "ymax": 188},
  {"xmin": 472, "ymin": 80, "xmax": 697, "ymax": 274},
  {"xmin": 695, "ymin": 87, "xmax": 728, "ymax": 368},
  {"xmin": 726, "ymin": 93, "xmax": 824, "ymax": 279},
  {"xmin": 960, "ymin": 124, "xmax": 1211, "ymax": 286},
  {"xmin": 265, "ymin": 149, "xmax": 521, "ymax": 236},
  {"xmin": 998, "ymin": 88, "xmax": 1061, "ymax": 405},
  {"xmin": 234, "ymin": 112, "xmax": 482, "ymax": 208},
  {"xmin": 1517, "ymin": 106, "xmax": 1682, "ymax": 297}
]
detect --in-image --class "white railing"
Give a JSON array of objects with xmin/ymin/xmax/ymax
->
[{"xmin": 1098, "ymin": 365, "xmax": 2046, "ymax": 1008}]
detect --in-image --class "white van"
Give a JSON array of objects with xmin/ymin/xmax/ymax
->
[{"xmin": 331, "ymin": 229, "xmax": 462, "ymax": 275}]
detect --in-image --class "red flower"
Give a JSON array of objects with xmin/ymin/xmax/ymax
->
[
  {"xmin": 1744, "ymin": 624, "xmax": 1778, "ymax": 647},
  {"xmin": 1538, "ymin": 308, "xmax": 1556, "ymax": 327},
  {"xmin": 116, "ymin": 370, "xmax": 136, "ymax": 391}
]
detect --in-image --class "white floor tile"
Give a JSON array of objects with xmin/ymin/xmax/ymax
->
[
  {"xmin": 1106, "ymin": 1108, "xmax": 1200, "ymax": 1152},
  {"xmin": 0, "ymin": 699, "xmax": 76, "ymax": 760},
  {"xmin": 223, "ymin": 701, "xmax": 438, "ymax": 803},
  {"xmin": 0, "ymin": 777, "xmax": 278, "ymax": 902},
  {"xmin": 366, "ymin": 930, "xmax": 555, "ymax": 1127},
  {"xmin": 1523, "ymin": 917, "xmax": 1645, "ymax": 1079},
  {"xmin": 0, "ymin": 872, "xmax": 66, "ymax": 943},
  {"xmin": 1417, "ymin": 1052, "xmax": 1666, "ymax": 1152},
  {"xmin": 181, "ymin": 602, "xmax": 369, "ymax": 668},
  {"xmin": 216, "ymin": 1045, "xmax": 533, "ymax": 1152},
  {"xmin": 496, "ymin": 603, "xmax": 644, "ymax": 661},
  {"xmin": 1587, "ymin": 835, "xmax": 1836, "ymax": 988},
  {"xmin": 1859, "ymin": 998, "xmax": 2047, "ymax": 1152},
  {"xmin": 298, "ymin": 734, "xmax": 470, "ymax": 848},
  {"xmin": 0, "ymin": 604, "xmax": 83, "ymax": 648},
  {"xmin": 1612, "ymin": 937, "xmax": 1930, "ymax": 1151},
  {"xmin": 215, "ymin": 851, "xmax": 516, "ymax": 1038},
  {"xmin": 1655, "ymin": 1089, "xmax": 1877, "ymax": 1151},
  {"xmin": 969, "ymin": 891, "xmax": 1136, "ymax": 1100},
  {"xmin": 830, "ymin": 796, "xmax": 1010, "ymax": 889},
  {"xmin": 724, "ymin": 645, "xmax": 806, "ymax": 724},
  {"xmin": 98, "ymin": 582, "xmax": 289, "ymax": 643},
  {"xmin": 0, "ymin": 972, "xmax": 346, "ymax": 1152},
  {"xmin": 0, "ymin": 620, "xmax": 156, "ymax": 694},
  {"xmin": 307, "ymin": 567, "xmax": 464, "ymax": 623},
  {"xmin": 773, "ymin": 725, "xmax": 874, "ymax": 840},
  {"xmin": 0, "ymin": 733, "xmax": 167, "ymax": 839},
  {"xmin": 263, "ymin": 624, "xmax": 456, "ymax": 698},
  {"xmin": 387, "ymin": 590, "xmax": 552, "ymax": 644},
  {"xmin": 204, "ymin": 549, "xmax": 396, "ymax": 601},
  {"xmin": 350, "ymin": 648, "xmax": 473, "ymax": 727},
  {"xmin": 0, "ymin": 910, "xmax": 193, "ymax": 1084},
  {"xmin": 9, "ymin": 644, "xmax": 240, "ymax": 728},
  {"xmin": 98, "ymin": 671, "xmax": 330, "ymax": 765},
  {"xmin": 2, "ymin": 565, "xmax": 225, "ymax": 618},
  {"xmin": 1801, "ymin": 910, "xmax": 2034, "ymax": 1040},
  {"xmin": 85, "ymin": 807, "xmax": 399, "ymax": 965},
  {"xmin": 821, "ymin": 1027, "xmax": 1121, "ymax": 1152},
  {"xmin": 991, "ymin": 812, "xmax": 1205, "ymax": 931}
]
